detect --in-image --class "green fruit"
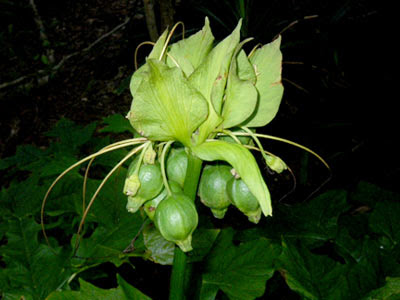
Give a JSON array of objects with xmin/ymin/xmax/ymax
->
[
  {"xmin": 166, "ymin": 148, "xmax": 188, "ymax": 187},
  {"xmin": 125, "ymin": 161, "xmax": 164, "ymax": 213},
  {"xmin": 144, "ymin": 181, "xmax": 182, "ymax": 220},
  {"xmin": 198, "ymin": 164, "xmax": 233, "ymax": 218},
  {"xmin": 227, "ymin": 178, "xmax": 261, "ymax": 224},
  {"xmin": 155, "ymin": 193, "xmax": 198, "ymax": 252}
]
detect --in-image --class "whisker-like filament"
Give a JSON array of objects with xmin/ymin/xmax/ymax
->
[
  {"xmin": 134, "ymin": 41, "xmax": 155, "ymax": 70},
  {"xmin": 41, "ymin": 138, "xmax": 147, "ymax": 247},
  {"xmin": 73, "ymin": 142, "xmax": 148, "ymax": 254},
  {"xmin": 159, "ymin": 21, "xmax": 185, "ymax": 61}
]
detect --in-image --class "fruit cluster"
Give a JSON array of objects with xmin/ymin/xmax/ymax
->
[{"xmin": 123, "ymin": 145, "xmax": 263, "ymax": 252}]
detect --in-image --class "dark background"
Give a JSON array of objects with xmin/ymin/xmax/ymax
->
[{"xmin": 0, "ymin": 0, "xmax": 397, "ymax": 201}]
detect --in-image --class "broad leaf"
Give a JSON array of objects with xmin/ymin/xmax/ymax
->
[
  {"xmin": 128, "ymin": 59, "xmax": 208, "ymax": 146},
  {"xmin": 0, "ymin": 217, "xmax": 71, "ymax": 300},
  {"xmin": 201, "ymin": 228, "xmax": 280, "ymax": 300},
  {"xmin": 189, "ymin": 20, "xmax": 241, "ymax": 143},
  {"xmin": 192, "ymin": 140, "xmax": 272, "ymax": 216},
  {"xmin": 363, "ymin": 277, "xmax": 400, "ymax": 300},
  {"xmin": 222, "ymin": 44, "xmax": 258, "ymax": 129},
  {"xmin": 369, "ymin": 201, "xmax": 400, "ymax": 248},
  {"xmin": 167, "ymin": 17, "xmax": 214, "ymax": 77},
  {"xmin": 47, "ymin": 275, "xmax": 151, "ymax": 300},
  {"xmin": 100, "ymin": 114, "xmax": 135, "ymax": 134},
  {"xmin": 243, "ymin": 36, "xmax": 283, "ymax": 127}
]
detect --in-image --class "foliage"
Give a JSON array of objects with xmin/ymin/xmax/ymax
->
[{"xmin": 0, "ymin": 117, "xmax": 399, "ymax": 299}]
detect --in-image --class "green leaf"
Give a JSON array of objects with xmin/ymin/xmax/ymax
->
[
  {"xmin": 167, "ymin": 17, "xmax": 214, "ymax": 77},
  {"xmin": 363, "ymin": 277, "xmax": 400, "ymax": 300},
  {"xmin": 0, "ymin": 217, "xmax": 71, "ymax": 300},
  {"xmin": 99, "ymin": 114, "xmax": 135, "ymax": 134},
  {"xmin": 129, "ymin": 29, "xmax": 169, "ymax": 97},
  {"xmin": 201, "ymin": 228, "xmax": 280, "ymax": 300},
  {"xmin": 188, "ymin": 20, "xmax": 241, "ymax": 143},
  {"xmin": 47, "ymin": 275, "xmax": 151, "ymax": 300},
  {"xmin": 369, "ymin": 201, "xmax": 400, "ymax": 248},
  {"xmin": 277, "ymin": 239, "xmax": 348, "ymax": 300},
  {"xmin": 128, "ymin": 59, "xmax": 208, "ymax": 146},
  {"xmin": 192, "ymin": 140, "xmax": 272, "ymax": 216},
  {"xmin": 242, "ymin": 36, "xmax": 283, "ymax": 127},
  {"xmin": 222, "ymin": 45, "xmax": 258, "ymax": 129},
  {"xmin": 143, "ymin": 223, "xmax": 175, "ymax": 265}
]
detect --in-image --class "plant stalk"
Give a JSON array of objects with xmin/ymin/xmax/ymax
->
[{"xmin": 169, "ymin": 151, "xmax": 202, "ymax": 300}]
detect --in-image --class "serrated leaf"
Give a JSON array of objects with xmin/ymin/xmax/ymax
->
[
  {"xmin": 201, "ymin": 228, "xmax": 280, "ymax": 300},
  {"xmin": 242, "ymin": 36, "xmax": 283, "ymax": 127},
  {"xmin": 167, "ymin": 17, "xmax": 214, "ymax": 77},
  {"xmin": 0, "ymin": 217, "xmax": 71, "ymax": 300},
  {"xmin": 129, "ymin": 59, "xmax": 208, "ymax": 146},
  {"xmin": 192, "ymin": 140, "xmax": 272, "ymax": 216},
  {"xmin": 100, "ymin": 114, "xmax": 135, "ymax": 134},
  {"xmin": 47, "ymin": 274, "xmax": 151, "ymax": 300}
]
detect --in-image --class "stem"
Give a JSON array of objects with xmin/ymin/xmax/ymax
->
[{"xmin": 169, "ymin": 151, "xmax": 202, "ymax": 300}]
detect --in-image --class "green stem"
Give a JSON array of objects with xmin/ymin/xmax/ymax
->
[{"xmin": 169, "ymin": 151, "xmax": 202, "ymax": 300}]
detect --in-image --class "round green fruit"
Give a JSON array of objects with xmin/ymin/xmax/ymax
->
[
  {"xmin": 227, "ymin": 178, "xmax": 261, "ymax": 224},
  {"xmin": 155, "ymin": 193, "xmax": 198, "ymax": 252},
  {"xmin": 198, "ymin": 164, "xmax": 233, "ymax": 219},
  {"xmin": 125, "ymin": 161, "xmax": 163, "ymax": 213},
  {"xmin": 144, "ymin": 181, "xmax": 182, "ymax": 220},
  {"xmin": 166, "ymin": 148, "xmax": 188, "ymax": 187}
]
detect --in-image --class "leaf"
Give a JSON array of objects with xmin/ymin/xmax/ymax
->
[
  {"xmin": 47, "ymin": 275, "xmax": 151, "ymax": 300},
  {"xmin": 242, "ymin": 36, "xmax": 283, "ymax": 127},
  {"xmin": 167, "ymin": 17, "xmax": 214, "ymax": 77},
  {"xmin": 369, "ymin": 201, "xmax": 400, "ymax": 248},
  {"xmin": 143, "ymin": 224, "xmax": 220, "ymax": 265},
  {"xmin": 192, "ymin": 140, "xmax": 272, "ymax": 216},
  {"xmin": 201, "ymin": 228, "xmax": 280, "ymax": 300},
  {"xmin": 45, "ymin": 118, "xmax": 97, "ymax": 154},
  {"xmin": 188, "ymin": 20, "xmax": 241, "ymax": 143},
  {"xmin": 99, "ymin": 114, "xmax": 135, "ymax": 134},
  {"xmin": 222, "ymin": 45, "xmax": 258, "ymax": 129},
  {"xmin": 128, "ymin": 59, "xmax": 208, "ymax": 146},
  {"xmin": 277, "ymin": 239, "xmax": 348, "ymax": 300},
  {"xmin": 143, "ymin": 223, "xmax": 175, "ymax": 265},
  {"xmin": 0, "ymin": 217, "xmax": 71, "ymax": 300},
  {"xmin": 129, "ymin": 29, "xmax": 169, "ymax": 97},
  {"xmin": 73, "ymin": 209, "xmax": 146, "ymax": 267},
  {"xmin": 363, "ymin": 277, "xmax": 400, "ymax": 300}
]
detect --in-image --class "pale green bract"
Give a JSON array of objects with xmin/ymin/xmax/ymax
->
[
  {"xmin": 128, "ymin": 59, "xmax": 208, "ymax": 147},
  {"xmin": 192, "ymin": 140, "xmax": 272, "ymax": 217}
]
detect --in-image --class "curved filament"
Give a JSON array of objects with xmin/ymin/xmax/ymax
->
[
  {"xmin": 159, "ymin": 21, "xmax": 185, "ymax": 61},
  {"xmin": 41, "ymin": 138, "xmax": 147, "ymax": 247},
  {"xmin": 134, "ymin": 41, "xmax": 155, "ymax": 70},
  {"xmin": 160, "ymin": 140, "xmax": 174, "ymax": 196},
  {"xmin": 73, "ymin": 143, "xmax": 148, "ymax": 254}
]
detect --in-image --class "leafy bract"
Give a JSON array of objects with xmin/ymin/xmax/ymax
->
[
  {"xmin": 167, "ymin": 17, "xmax": 214, "ymax": 77},
  {"xmin": 188, "ymin": 20, "xmax": 241, "ymax": 143},
  {"xmin": 128, "ymin": 59, "xmax": 208, "ymax": 146},
  {"xmin": 243, "ymin": 36, "xmax": 283, "ymax": 127},
  {"xmin": 222, "ymin": 43, "xmax": 258, "ymax": 129},
  {"xmin": 129, "ymin": 29, "xmax": 168, "ymax": 97},
  {"xmin": 47, "ymin": 275, "xmax": 151, "ymax": 300},
  {"xmin": 192, "ymin": 140, "xmax": 272, "ymax": 216},
  {"xmin": 200, "ymin": 228, "xmax": 280, "ymax": 300}
]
